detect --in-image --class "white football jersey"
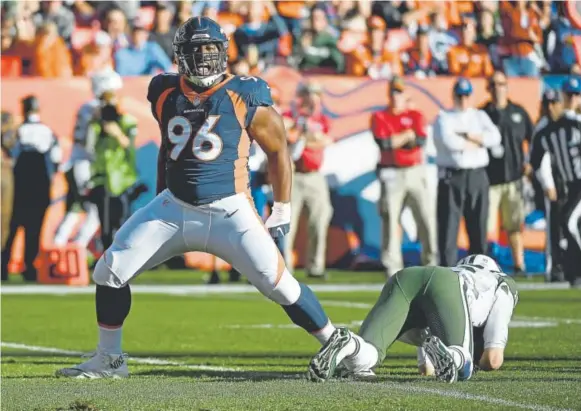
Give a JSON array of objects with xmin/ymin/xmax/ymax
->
[{"xmin": 452, "ymin": 263, "xmax": 517, "ymax": 349}]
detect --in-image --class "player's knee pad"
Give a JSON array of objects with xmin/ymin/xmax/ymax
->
[
  {"xmin": 266, "ymin": 269, "xmax": 301, "ymax": 305},
  {"xmin": 449, "ymin": 345, "xmax": 473, "ymax": 381},
  {"xmin": 92, "ymin": 253, "xmax": 125, "ymax": 289}
]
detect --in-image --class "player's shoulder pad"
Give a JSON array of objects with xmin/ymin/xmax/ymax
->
[
  {"xmin": 147, "ymin": 73, "xmax": 180, "ymax": 103},
  {"xmin": 230, "ymin": 75, "xmax": 273, "ymax": 108}
]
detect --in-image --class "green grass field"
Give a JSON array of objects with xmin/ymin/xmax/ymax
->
[{"xmin": 1, "ymin": 269, "xmax": 580, "ymax": 411}]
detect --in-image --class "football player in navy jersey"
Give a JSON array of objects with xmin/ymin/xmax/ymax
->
[{"xmin": 56, "ymin": 17, "xmax": 361, "ymax": 379}]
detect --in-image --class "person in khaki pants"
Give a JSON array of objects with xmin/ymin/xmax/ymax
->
[
  {"xmin": 284, "ymin": 82, "xmax": 333, "ymax": 278},
  {"xmin": 372, "ymin": 77, "xmax": 437, "ymax": 277},
  {"xmin": 1, "ymin": 112, "xmax": 16, "ymax": 257}
]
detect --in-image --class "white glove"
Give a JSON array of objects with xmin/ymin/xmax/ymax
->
[{"xmin": 265, "ymin": 202, "xmax": 291, "ymax": 238}]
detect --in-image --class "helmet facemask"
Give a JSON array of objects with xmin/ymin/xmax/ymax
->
[{"xmin": 175, "ymin": 41, "xmax": 228, "ymax": 88}]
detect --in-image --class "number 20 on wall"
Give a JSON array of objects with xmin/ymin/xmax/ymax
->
[{"xmin": 167, "ymin": 115, "xmax": 223, "ymax": 161}]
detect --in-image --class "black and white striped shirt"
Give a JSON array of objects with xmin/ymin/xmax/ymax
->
[{"xmin": 530, "ymin": 114, "xmax": 581, "ymax": 194}]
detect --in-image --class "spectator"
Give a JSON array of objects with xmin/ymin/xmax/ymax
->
[
  {"xmin": 345, "ymin": 15, "xmax": 402, "ymax": 79},
  {"xmin": 476, "ymin": 9, "xmax": 501, "ymax": 67},
  {"xmin": 148, "ymin": 2, "xmax": 177, "ymax": 61},
  {"xmin": 276, "ymin": 1, "xmax": 308, "ymax": 41},
  {"xmin": 1, "ymin": 96, "xmax": 62, "ymax": 282},
  {"xmin": 500, "ymin": 0, "xmax": 543, "ymax": 77},
  {"xmin": 481, "ymin": 70, "xmax": 534, "ymax": 276},
  {"xmin": 31, "ymin": 21, "xmax": 73, "ymax": 77},
  {"xmin": 331, "ymin": 0, "xmax": 370, "ymax": 33},
  {"xmin": 192, "ymin": 1, "xmax": 222, "ymax": 17},
  {"xmin": 448, "ymin": 18, "xmax": 494, "ymax": 78},
  {"xmin": 433, "ymin": 78, "xmax": 501, "ymax": 266},
  {"xmin": 85, "ymin": 89, "xmax": 140, "ymax": 250},
  {"xmin": 74, "ymin": 31, "xmax": 114, "ymax": 76},
  {"xmin": 284, "ymin": 82, "xmax": 334, "ymax": 279},
  {"xmin": 233, "ymin": 1, "xmax": 287, "ymax": 64},
  {"xmin": 32, "ymin": 0, "xmax": 74, "ymax": 45},
  {"xmin": 545, "ymin": 2, "xmax": 581, "ymax": 74},
  {"xmin": 371, "ymin": 0, "xmax": 433, "ymax": 30},
  {"xmin": 403, "ymin": 24, "xmax": 437, "ymax": 78},
  {"xmin": 427, "ymin": 7, "xmax": 459, "ymax": 74},
  {"xmin": 114, "ymin": 20, "xmax": 173, "ymax": 76},
  {"xmin": 1, "ymin": 112, "xmax": 16, "ymax": 259},
  {"xmin": 173, "ymin": 1, "xmax": 193, "ymax": 28},
  {"xmin": 298, "ymin": 6, "xmax": 344, "ymax": 72},
  {"xmin": 101, "ymin": 7, "xmax": 129, "ymax": 51},
  {"xmin": 371, "ymin": 77, "xmax": 437, "ymax": 278}
]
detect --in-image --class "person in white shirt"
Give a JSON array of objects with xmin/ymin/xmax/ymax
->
[
  {"xmin": 433, "ymin": 77, "xmax": 502, "ymax": 266},
  {"xmin": 54, "ymin": 69, "xmax": 123, "ymax": 249}
]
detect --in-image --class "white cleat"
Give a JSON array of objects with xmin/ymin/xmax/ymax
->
[{"xmin": 55, "ymin": 351, "xmax": 129, "ymax": 379}]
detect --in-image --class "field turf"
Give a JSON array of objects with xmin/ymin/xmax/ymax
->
[{"xmin": 1, "ymin": 269, "xmax": 580, "ymax": 411}]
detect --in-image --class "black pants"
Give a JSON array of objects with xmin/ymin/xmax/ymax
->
[
  {"xmin": 1, "ymin": 201, "xmax": 49, "ymax": 281},
  {"xmin": 546, "ymin": 197, "xmax": 566, "ymax": 276},
  {"xmin": 437, "ymin": 167, "xmax": 489, "ymax": 266},
  {"xmin": 90, "ymin": 186, "xmax": 131, "ymax": 250},
  {"xmin": 561, "ymin": 183, "xmax": 581, "ymax": 284}
]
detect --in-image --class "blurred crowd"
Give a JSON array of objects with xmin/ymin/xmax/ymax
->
[{"xmin": 2, "ymin": 0, "xmax": 581, "ymax": 79}]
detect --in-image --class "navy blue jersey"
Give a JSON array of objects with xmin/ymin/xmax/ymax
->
[{"xmin": 147, "ymin": 73, "xmax": 273, "ymax": 205}]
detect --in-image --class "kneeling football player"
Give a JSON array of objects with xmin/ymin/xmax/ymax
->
[
  {"xmin": 413, "ymin": 255, "xmax": 519, "ymax": 375},
  {"xmin": 308, "ymin": 255, "xmax": 516, "ymax": 383}
]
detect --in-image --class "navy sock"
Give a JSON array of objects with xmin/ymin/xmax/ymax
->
[
  {"xmin": 96, "ymin": 284, "xmax": 131, "ymax": 327},
  {"xmin": 281, "ymin": 283, "xmax": 329, "ymax": 332}
]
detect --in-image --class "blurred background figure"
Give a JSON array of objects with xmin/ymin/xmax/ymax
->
[
  {"xmin": 481, "ymin": 70, "xmax": 534, "ymax": 276},
  {"xmin": 298, "ymin": 4, "xmax": 344, "ymax": 73},
  {"xmin": 284, "ymin": 82, "xmax": 333, "ymax": 279},
  {"xmin": 84, "ymin": 84, "xmax": 143, "ymax": 250},
  {"xmin": 114, "ymin": 18, "xmax": 172, "ymax": 76},
  {"xmin": 54, "ymin": 69, "xmax": 124, "ymax": 252},
  {"xmin": 1, "ymin": 96, "xmax": 61, "ymax": 282},
  {"xmin": 32, "ymin": 0, "xmax": 74, "ymax": 46},
  {"xmin": 1, "ymin": 112, "xmax": 17, "ymax": 263},
  {"xmin": 372, "ymin": 77, "xmax": 436, "ymax": 278},
  {"xmin": 433, "ymin": 78, "xmax": 501, "ymax": 266},
  {"xmin": 148, "ymin": 1, "xmax": 177, "ymax": 61},
  {"xmin": 447, "ymin": 17, "xmax": 493, "ymax": 78},
  {"xmin": 500, "ymin": 0, "xmax": 544, "ymax": 77}
]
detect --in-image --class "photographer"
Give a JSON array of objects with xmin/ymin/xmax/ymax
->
[
  {"xmin": 85, "ymin": 90, "xmax": 140, "ymax": 250},
  {"xmin": 284, "ymin": 82, "xmax": 333, "ymax": 279}
]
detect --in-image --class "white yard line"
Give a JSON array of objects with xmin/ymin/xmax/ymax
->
[
  {"xmin": 0, "ymin": 282, "xmax": 571, "ymax": 295},
  {"xmin": 1, "ymin": 342, "xmax": 571, "ymax": 411},
  {"xmin": 0, "ymin": 342, "xmax": 239, "ymax": 372}
]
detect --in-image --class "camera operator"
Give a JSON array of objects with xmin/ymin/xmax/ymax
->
[
  {"xmin": 85, "ymin": 89, "xmax": 141, "ymax": 250},
  {"xmin": 283, "ymin": 82, "xmax": 333, "ymax": 279},
  {"xmin": 54, "ymin": 69, "xmax": 121, "ymax": 249}
]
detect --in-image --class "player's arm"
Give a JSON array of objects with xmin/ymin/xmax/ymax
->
[
  {"xmin": 249, "ymin": 106, "xmax": 291, "ymax": 204},
  {"xmin": 480, "ymin": 288, "xmax": 515, "ymax": 371}
]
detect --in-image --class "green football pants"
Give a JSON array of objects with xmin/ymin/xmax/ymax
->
[{"xmin": 359, "ymin": 266, "xmax": 472, "ymax": 362}]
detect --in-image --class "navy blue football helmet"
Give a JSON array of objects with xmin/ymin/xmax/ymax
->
[{"xmin": 173, "ymin": 17, "xmax": 229, "ymax": 87}]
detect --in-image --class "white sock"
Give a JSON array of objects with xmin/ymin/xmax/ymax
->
[
  {"xmin": 342, "ymin": 334, "xmax": 379, "ymax": 372},
  {"xmin": 311, "ymin": 321, "xmax": 336, "ymax": 344},
  {"xmin": 97, "ymin": 326, "xmax": 123, "ymax": 354}
]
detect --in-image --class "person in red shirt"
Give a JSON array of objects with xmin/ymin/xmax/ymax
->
[
  {"xmin": 372, "ymin": 76, "xmax": 437, "ymax": 278},
  {"xmin": 283, "ymin": 82, "xmax": 333, "ymax": 279}
]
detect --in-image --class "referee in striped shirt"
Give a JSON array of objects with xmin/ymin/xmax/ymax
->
[{"xmin": 530, "ymin": 89, "xmax": 581, "ymax": 288}]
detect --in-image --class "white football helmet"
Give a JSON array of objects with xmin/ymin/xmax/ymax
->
[{"xmin": 456, "ymin": 254, "xmax": 502, "ymax": 273}]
